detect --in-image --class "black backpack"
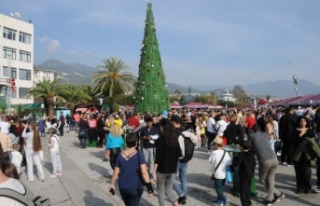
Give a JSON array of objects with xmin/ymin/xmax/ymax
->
[{"xmin": 179, "ymin": 132, "xmax": 196, "ymax": 163}]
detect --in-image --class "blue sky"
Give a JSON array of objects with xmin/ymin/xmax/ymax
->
[{"xmin": 1, "ymin": 0, "xmax": 320, "ymax": 86}]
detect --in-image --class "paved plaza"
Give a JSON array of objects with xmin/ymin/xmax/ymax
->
[{"xmin": 19, "ymin": 130, "xmax": 320, "ymax": 206}]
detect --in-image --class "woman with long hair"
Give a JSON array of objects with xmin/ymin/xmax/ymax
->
[
  {"xmin": 105, "ymin": 123, "xmax": 124, "ymax": 170},
  {"xmin": 48, "ymin": 128, "xmax": 63, "ymax": 178},
  {"xmin": 154, "ymin": 118, "xmax": 181, "ymax": 206},
  {"xmin": 110, "ymin": 133, "xmax": 153, "ymax": 206},
  {"xmin": 22, "ymin": 122, "xmax": 45, "ymax": 182},
  {"xmin": 78, "ymin": 114, "xmax": 90, "ymax": 148},
  {"xmin": 293, "ymin": 116, "xmax": 320, "ymax": 194},
  {"xmin": 266, "ymin": 115, "xmax": 276, "ymax": 152}
]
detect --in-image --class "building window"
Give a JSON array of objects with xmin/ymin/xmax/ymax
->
[
  {"xmin": 19, "ymin": 50, "xmax": 31, "ymax": 62},
  {"xmin": 19, "ymin": 87, "xmax": 30, "ymax": 99},
  {"xmin": 36, "ymin": 71, "xmax": 41, "ymax": 77},
  {"xmin": 6, "ymin": 87, "xmax": 17, "ymax": 98},
  {"xmin": 19, "ymin": 69, "xmax": 31, "ymax": 80},
  {"xmin": 3, "ymin": 47, "xmax": 16, "ymax": 59},
  {"xmin": 45, "ymin": 72, "xmax": 50, "ymax": 78},
  {"xmin": 3, "ymin": 27, "xmax": 16, "ymax": 40},
  {"xmin": 1, "ymin": 86, "xmax": 7, "ymax": 97},
  {"xmin": 2, "ymin": 87, "xmax": 17, "ymax": 98},
  {"xmin": 3, "ymin": 66, "xmax": 17, "ymax": 79},
  {"xmin": 19, "ymin": 32, "xmax": 31, "ymax": 44}
]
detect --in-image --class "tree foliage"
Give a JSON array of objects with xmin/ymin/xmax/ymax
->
[
  {"xmin": 27, "ymin": 78, "xmax": 64, "ymax": 116},
  {"xmin": 194, "ymin": 92, "xmax": 218, "ymax": 105},
  {"xmin": 59, "ymin": 84, "xmax": 93, "ymax": 112},
  {"xmin": 92, "ymin": 57, "xmax": 135, "ymax": 100},
  {"xmin": 232, "ymin": 85, "xmax": 250, "ymax": 104}
]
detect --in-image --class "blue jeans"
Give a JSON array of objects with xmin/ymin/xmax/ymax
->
[
  {"xmin": 173, "ymin": 161, "xmax": 188, "ymax": 196},
  {"xmin": 214, "ymin": 178, "xmax": 226, "ymax": 203},
  {"xmin": 119, "ymin": 188, "xmax": 143, "ymax": 206}
]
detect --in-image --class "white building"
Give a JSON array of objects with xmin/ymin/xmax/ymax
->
[
  {"xmin": 0, "ymin": 13, "xmax": 34, "ymax": 106},
  {"xmin": 34, "ymin": 68, "xmax": 56, "ymax": 82},
  {"xmin": 220, "ymin": 91, "xmax": 236, "ymax": 103}
]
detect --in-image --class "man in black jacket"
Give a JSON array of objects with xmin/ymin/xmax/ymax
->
[{"xmin": 279, "ymin": 107, "xmax": 297, "ymax": 166}]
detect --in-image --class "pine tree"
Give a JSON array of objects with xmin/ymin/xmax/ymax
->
[{"xmin": 135, "ymin": 2, "xmax": 169, "ymax": 113}]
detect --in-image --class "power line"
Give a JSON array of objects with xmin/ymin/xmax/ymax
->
[{"xmin": 223, "ymin": 49, "xmax": 320, "ymax": 84}]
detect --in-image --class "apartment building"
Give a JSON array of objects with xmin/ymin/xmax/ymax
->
[
  {"xmin": 0, "ymin": 13, "xmax": 34, "ymax": 107},
  {"xmin": 34, "ymin": 67, "xmax": 56, "ymax": 82}
]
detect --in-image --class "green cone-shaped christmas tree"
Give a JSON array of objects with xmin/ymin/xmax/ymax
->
[{"xmin": 135, "ymin": 2, "xmax": 169, "ymax": 114}]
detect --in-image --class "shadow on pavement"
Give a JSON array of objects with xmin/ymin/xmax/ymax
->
[
  {"xmin": 186, "ymin": 184, "xmax": 217, "ymax": 205},
  {"xmin": 187, "ymin": 173, "xmax": 212, "ymax": 189},
  {"xmin": 42, "ymin": 161, "xmax": 52, "ymax": 173},
  {"xmin": 72, "ymin": 141, "xmax": 82, "ymax": 148},
  {"xmin": 83, "ymin": 190, "xmax": 113, "ymax": 206},
  {"xmin": 88, "ymin": 162, "xmax": 109, "ymax": 176},
  {"xmin": 275, "ymin": 173, "xmax": 296, "ymax": 187},
  {"xmin": 90, "ymin": 150, "xmax": 105, "ymax": 159}
]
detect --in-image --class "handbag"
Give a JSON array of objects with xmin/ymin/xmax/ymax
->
[
  {"xmin": 226, "ymin": 166, "xmax": 233, "ymax": 184},
  {"xmin": 78, "ymin": 128, "xmax": 89, "ymax": 138},
  {"xmin": 210, "ymin": 150, "xmax": 226, "ymax": 181},
  {"xmin": 137, "ymin": 150, "xmax": 148, "ymax": 186}
]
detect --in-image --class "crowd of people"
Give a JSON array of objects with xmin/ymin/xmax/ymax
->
[
  {"xmin": 0, "ymin": 112, "xmax": 64, "ymax": 205},
  {"xmin": 94, "ymin": 105, "xmax": 318, "ymax": 206},
  {"xmin": 1, "ymin": 105, "xmax": 320, "ymax": 205}
]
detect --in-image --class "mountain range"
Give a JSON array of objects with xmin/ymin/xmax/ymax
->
[{"xmin": 37, "ymin": 59, "xmax": 320, "ymax": 98}]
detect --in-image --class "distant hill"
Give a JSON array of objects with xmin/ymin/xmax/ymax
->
[
  {"xmin": 37, "ymin": 59, "xmax": 100, "ymax": 84},
  {"xmin": 36, "ymin": 59, "xmax": 320, "ymax": 98},
  {"xmin": 243, "ymin": 80, "xmax": 320, "ymax": 98},
  {"xmin": 190, "ymin": 80, "xmax": 320, "ymax": 98}
]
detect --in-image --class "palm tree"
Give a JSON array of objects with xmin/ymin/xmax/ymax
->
[
  {"xmin": 27, "ymin": 78, "xmax": 64, "ymax": 116},
  {"xmin": 92, "ymin": 57, "xmax": 135, "ymax": 101},
  {"xmin": 59, "ymin": 84, "xmax": 93, "ymax": 112}
]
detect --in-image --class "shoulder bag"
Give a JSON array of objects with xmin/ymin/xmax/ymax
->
[{"xmin": 210, "ymin": 150, "xmax": 226, "ymax": 181}]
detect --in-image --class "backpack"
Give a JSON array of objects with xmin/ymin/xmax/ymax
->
[
  {"xmin": 179, "ymin": 131, "xmax": 197, "ymax": 163},
  {"xmin": 0, "ymin": 182, "xmax": 51, "ymax": 206}
]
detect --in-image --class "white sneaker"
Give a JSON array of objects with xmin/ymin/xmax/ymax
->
[{"xmin": 314, "ymin": 187, "xmax": 320, "ymax": 193}]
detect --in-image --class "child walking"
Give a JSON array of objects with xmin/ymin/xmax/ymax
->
[
  {"xmin": 48, "ymin": 128, "xmax": 63, "ymax": 178},
  {"xmin": 10, "ymin": 144, "xmax": 23, "ymax": 175},
  {"xmin": 209, "ymin": 137, "xmax": 232, "ymax": 206},
  {"xmin": 233, "ymin": 141, "xmax": 256, "ymax": 206}
]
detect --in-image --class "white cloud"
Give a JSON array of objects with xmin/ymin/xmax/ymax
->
[
  {"xmin": 38, "ymin": 35, "xmax": 50, "ymax": 43},
  {"xmin": 47, "ymin": 39, "xmax": 61, "ymax": 52},
  {"xmin": 38, "ymin": 35, "xmax": 61, "ymax": 52}
]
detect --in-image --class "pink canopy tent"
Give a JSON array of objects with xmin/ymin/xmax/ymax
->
[
  {"xmin": 288, "ymin": 94, "xmax": 317, "ymax": 106},
  {"xmin": 270, "ymin": 94, "xmax": 320, "ymax": 107},
  {"xmin": 269, "ymin": 96, "xmax": 302, "ymax": 107},
  {"xmin": 170, "ymin": 102, "xmax": 182, "ymax": 109},
  {"xmin": 183, "ymin": 102, "xmax": 208, "ymax": 109},
  {"xmin": 182, "ymin": 102, "xmax": 223, "ymax": 109},
  {"xmin": 301, "ymin": 94, "xmax": 320, "ymax": 105}
]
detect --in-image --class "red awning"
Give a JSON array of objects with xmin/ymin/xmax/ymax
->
[{"xmin": 75, "ymin": 107, "xmax": 87, "ymax": 112}]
